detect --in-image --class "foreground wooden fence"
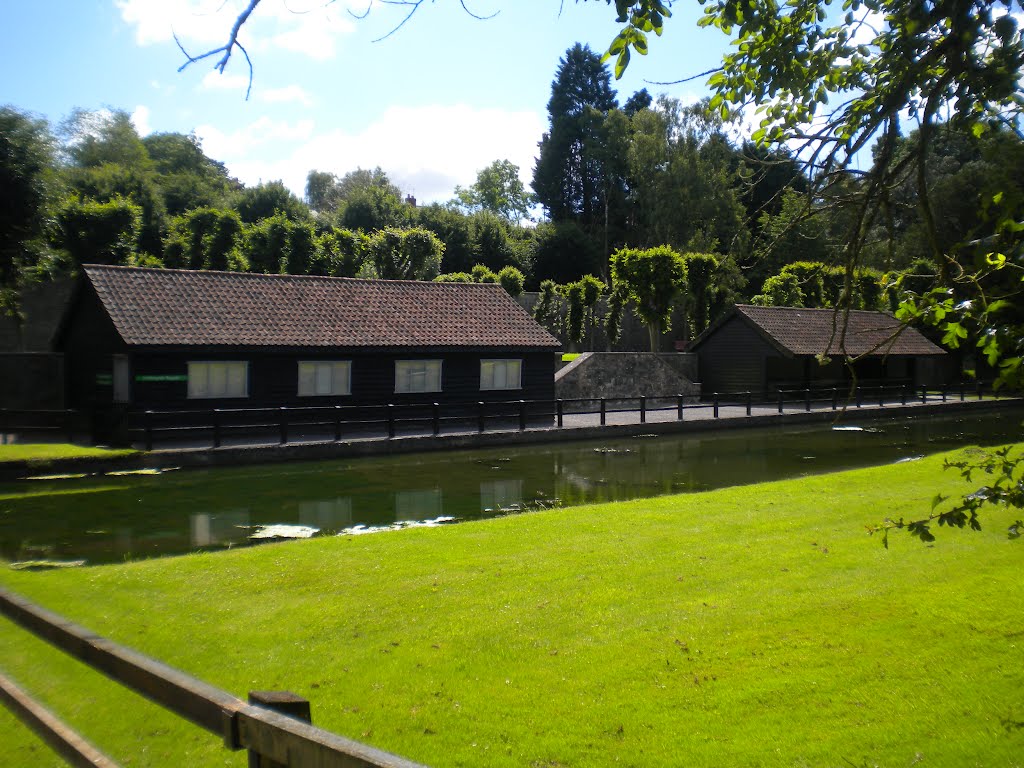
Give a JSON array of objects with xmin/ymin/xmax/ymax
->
[
  {"xmin": 0, "ymin": 588, "xmax": 427, "ymax": 768},
  {"xmin": 0, "ymin": 381, "xmax": 1000, "ymax": 450}
]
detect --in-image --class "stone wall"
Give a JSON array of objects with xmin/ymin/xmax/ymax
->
[{"xmin": 554, "ymin": 352, "xmax": 701, "ymax": 402}]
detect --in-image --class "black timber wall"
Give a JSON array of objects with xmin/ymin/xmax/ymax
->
[
  {"xmin": 696, "ymin": 316, "xmax": 774, "ymax": 394},
  {"xmin": 58, "ymin": 283, "xmax": 128, "ymax": 409},
  {"xmin": 122, "ymin": 347, "xmax": 556, "ymax": 410}
]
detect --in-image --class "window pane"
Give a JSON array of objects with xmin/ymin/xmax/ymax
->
[
  {"xmin": 298, "ymin": 363, "xmax": 315, "ymax": 397},
  {"xmin": 396, "ymin": 360, "xmax": 441, "ymax": 393},
  {"xmin": 210, "ymin": 365, "xmax": 227, "ymax": 396},
  {"xmin": 315, "ymin": 364, "xmax": 332, "ymax": 395},
  {"xmin": 226, "ymin": 363, "xmax": 247, "ymax": 397},
  {"xmin": 480, "ymin": 359, "xmax": 521, "ymax": 390},
  {"xmin": 333, "ymin": 363, "xmax": 351, "ymax": 395}
]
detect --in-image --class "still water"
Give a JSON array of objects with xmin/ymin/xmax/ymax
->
[{"xmin": 1, "ymin": 408, "xmax": 1021, "ymax": 565}]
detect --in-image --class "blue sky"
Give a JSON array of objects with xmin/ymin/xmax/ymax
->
[{"xmin": 1, "ymin": 1, "xmax": 731, "ymax": 204}]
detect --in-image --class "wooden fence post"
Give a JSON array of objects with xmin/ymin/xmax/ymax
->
[
  {"xmin": 519, "ymin": 400, "xmax": 527, "ymax": 431},
  {"xmin": 247, "ymin": 691, "xmax": 312, "ymax": 768},
  {"xmin": 713, "ymin": 393, "xmax": 719, "ymax": 419},
  {"xmin": 334, "ymin": 406, "xmax": 342, "ymax": 442},
  {"xmin": 677, "ymin": 395, "xmax": 684, "ymax": 421},
  {"xmin": 639, "ymin": 396, "xmax": 646, "ymax": 424},
  {"xmin": 556, "ymin": 399, "xmax": 563, "ymax": 428},
  {"xmin": 599, "ymin": 398, "xmax": 606, "ymax": 426},
  {"xmin": 144, "ymin": 411, "xmax": 153, "ymax": 452},
  {"xmin": 212, "ymin": 409, "xmax": 222, "ymax": 449},
  {"xmin": 432, "ymin": 403, "xmax": 440, "ymax": 436},
  {"xmin": 278, "ymin": 408, "xmax": 288, "ymax": 445},
  {"xmin": 387, "ymin": 404, "xmax": 396, "ymax": 439},
  {"xmin": 777, "ymin": 391, "xmax": 784, "ymax": 414},
  {"xmin": 746, "ymin": 391, "xmax": 752, "ymax": 417},
  {"xmin": 477, "ymin": 402, "xmax": 485, "ymax": 433},
  {"xmin": 804, "ymin": 388, "xmax": 811, "ymax": 412}
]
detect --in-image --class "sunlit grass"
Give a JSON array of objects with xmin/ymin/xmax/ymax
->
[
  {"xmin": 1, "ymin": 446, "xmax": 1022, "ymax": 767},
  {"xmin": 0, "ymin": 443, "xmax": 136, "ymax": 464}
]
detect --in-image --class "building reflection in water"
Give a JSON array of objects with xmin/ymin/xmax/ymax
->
[
  {"xmin": 480, "ymin": 478, "xmax": 524, "ymax": 512},
  {"xmin": 190, "ymin": 509, "xmax": 251, "ymax": 547},
  {"xmin": 299, "ymin": 498, "xmax": 353, "ymax": 530},
  {"xmin": 395, "ymin": 489, "xmax": 443, "ymax": 521}
]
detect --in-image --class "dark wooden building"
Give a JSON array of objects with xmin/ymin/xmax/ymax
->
[
  {"xmin": 690, "ymin": 304, "xmax": 949, "ymax": 396},
  {"xmin": 56, "ymin": 265, "xmax": 560, "ymax": 413}
]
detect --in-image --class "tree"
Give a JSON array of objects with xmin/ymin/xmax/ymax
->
[
  {"xmin": 56, "ymin": 195, "xmax": 141, "ymax": 267},
  {"xmin": 163, "ymin": 207, "xmax": 245, "ymax": 271},
  {"xmin": 366, "ymin": 227, "xmax": 444, "ymax": 281},
  {"xmin": 235, "ymin": 180, "xmax": 308, "ymax": 224},
  {"xmin": 454, "ymin": 160, "xmax": 534, "ymax": 224},
  {"xmin": 533, "ymin": 44, "xmax": 620, "ymax": 258},
  {"xmin": 609, "ymin": 244, "xmax": 688, "ymax": 351},
  {"xmin": 143, "ymin": 132, "xmax": 236, "ymax": 216},
  {"xmin": 60, "ymin": 109, "xmax": 167, "ymax": 257},
  {"xmin": 0, "ymin": 106, "xmax": 56, "ymax": 315}
]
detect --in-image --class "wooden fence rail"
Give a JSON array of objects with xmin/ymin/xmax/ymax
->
[
  {"xmin": 1, "ymin": 381, "xmax": 1001, "ymax": 450},
  {"xmin": 0, "ymin": 588, "xmax": 428, "ymax": 768}
]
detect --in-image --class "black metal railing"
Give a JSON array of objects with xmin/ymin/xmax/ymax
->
[{"xmin": 0, "ymin": 380, "xmax": 1005, "ymax": 451}]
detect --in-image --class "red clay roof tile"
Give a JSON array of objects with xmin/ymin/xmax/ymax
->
[{"xmin": 83, "ymin": 265, "xmax": 560, "ymax": 349}]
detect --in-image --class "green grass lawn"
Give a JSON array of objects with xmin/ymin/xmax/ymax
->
[
  {"xmin": 0, "ymin": 443, "xmax": 137, "ymax": 465},
  {"xmin": 1, "ymin": 446, "xmax": 1022, "ymax": 767}
]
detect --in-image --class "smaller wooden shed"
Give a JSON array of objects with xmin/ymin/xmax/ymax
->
[
  {"xmin": 690, "ymin": 304, "xmax": 949, "ymax": 396},
  {"xmin": 55, "ymin": 265, "xmax": 560, "ymax": 412}
]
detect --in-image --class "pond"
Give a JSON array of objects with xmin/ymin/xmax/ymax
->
[{"xmin": 1, "ymin": 407, "xmax": 1021, "ymax": 565}]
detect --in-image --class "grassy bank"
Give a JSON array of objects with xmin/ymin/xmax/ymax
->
[
  {"xmin": 0, "ymin": 443, "xmax": 136, "ymax": 465},
  {"xmin": 1, "ymin": 447, "xmax": 1022, "ymax": 767}
]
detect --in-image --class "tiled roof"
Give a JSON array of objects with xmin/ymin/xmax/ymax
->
[
  {"xmin": 729, "ymin": 304, "xmax": 946, "ymax": 356},
  {"xmin": 82, "ymin": 265, "xmax": 560, "ymax": 349}
]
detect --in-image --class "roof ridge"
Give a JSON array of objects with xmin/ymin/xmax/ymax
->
[{"xmin": 82, "ymin": 264, "xmax": 503, "ymax": 289}]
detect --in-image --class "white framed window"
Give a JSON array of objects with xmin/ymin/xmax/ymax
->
[
  {"xmin": 188, "ymin": 361, "xmax": 248, "ymax": 399},
  {"xmin": 480, "ymin": 359, "xmax": 522, "ymax": 391},
  {"xmin": 298, "ymin": 361, "xmax": 351, "ymax": 397},
  {"xmin": 395, "ymin": 360, "xmax": 442, "ymax": 394}
]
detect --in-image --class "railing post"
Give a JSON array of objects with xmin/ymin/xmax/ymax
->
[
  {"xmin": 334, "ymin": 405, "xmax": 342, "ymax": 442},
  {"xmin": 804, "ymin": 388, "xmax": 811, "ymax": 412},
  {"xmin": 477, "ymin": 401, "xmax": 485, "ymax": 433},
  {"xmin": 432, "ymin": 403, "xmax": 440, "ymax": 436},
  {"xmin": 639, "ymin": 396, "xmax": 646, "ymax": 424},
  {"xmin": 519, "ymin": 400, "xmax": 527, "ymax": 431},
  {"xmin": 855, "ymin": 386, "xmax": 862, "ymax": 408},
  {"xmin": 278, "ymin": 407, "xmax": 288, "ymax": 445},
  {"xmin": 677, "ymin": 394, "xmax": 684, "ymax": 421},
  {"xmin": 212, "ymin": 408, "xmax": 221, "ymax": 449},
  {"xmin": 941, "ymin": 384, "xmax": 947, "ymax": 402},
  {"xmin": 556, "ymin": 399, "xmax": 564, "ymax": 428},
  {"xmin": 713, "ymin": 393, "xmax": 719, "ymax": 419},
  {"xmin": 387, "ymin": 404, "xmax": 396, "ymax": 439},
  {"xmin": 977, "ymin": 381, "xmax": 983, "ymax": 400},
  {"xmin": 746, "ymin": 391, "xmax": 752, "ymax": 417},
  {"xmin": 144, "ymin": 410, "xmax": 153, "ymax": 452},
  {"xmin": 600, "ymin": 398, "xmax": 606, "ymax": 426},
  {"xmin": 831, "ymin": 388, "xmax": 838, "ymax": 411},
  {"xmin": 921, "ymin": 385, "xmax": 927, "ymax": 403},
  {"xmin": 879, "ymin": 386, "xmax": 885, "ymax": 407},
  {"xmin": 901, "ymin": 384, "xmax": 907, "ymax": 406},
  {"xmin": 247, "ymin": 691, "xmax": 312, "ymax": 768},
  {"xmin": 777, "ymin": 390, "xmax": 784, "ymax": 414},
  {"xmin": 959, "ymin": 381, "xmax": 966, "ymax": 401}
]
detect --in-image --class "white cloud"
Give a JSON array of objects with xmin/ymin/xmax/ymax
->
[
  {"xmin": 195, "ymin": 104, "xmax": 546, "ymax": 203},
  {"xmin": 130, "ymin": 105, "xmax": 152, "ymax": 136},
  {"xmin": 200, "ymin": 70, "xmax": 251, "ymax": 92},
  {"xmin": 116, "ymin": 0, "xmax": 355, "ymax": 61},
  {"xmin": 261, "ymin": 85, "xmax": 315, "ymax": 106}
]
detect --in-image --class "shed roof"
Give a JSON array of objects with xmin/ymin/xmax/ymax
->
[
  {"xmin": 691, "ymin": 304, "xmax": 946, "ymax": 357},
  {"xmin": 80, "ymin": 265, "xmax": 560, "ymax": 349}
]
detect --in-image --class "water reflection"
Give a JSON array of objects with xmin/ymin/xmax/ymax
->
[
  {"xmin": 1, "ymin": 408, "xmax": 1021, "ymax": 564},
  {"xmin": 190, "ymin": 510, "xmax": 250, "ymax": 547}
]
